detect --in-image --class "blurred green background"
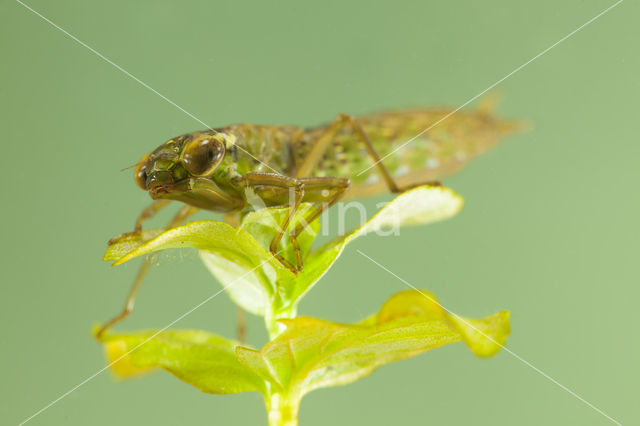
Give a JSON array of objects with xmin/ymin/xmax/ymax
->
[{"xmin": 1, "ymin": 0, "xmax": 637, "ymax": 425}]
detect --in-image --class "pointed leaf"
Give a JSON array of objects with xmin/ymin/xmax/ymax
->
[
  {"xmin": 290, "ymin": 185, "xmax": 463, "ymax": 303},
  {"xmin": 236, "ymin": 289, "xmax": 509, "ymax": 398},
  {"xmin": 105, "ymin": 220, "xmax": 294, "ymax": 316},
  {"xmin": 103, "ymin": 229, "xmax": 164, "ymax": 261}
]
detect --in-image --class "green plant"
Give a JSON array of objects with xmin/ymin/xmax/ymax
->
[{"xmin": 96, "ymin": 185, "xmax": 510, "ymax": 426}]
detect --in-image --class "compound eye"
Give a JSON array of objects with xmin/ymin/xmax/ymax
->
[
  {"xmin": 134, "ymin": 154, "xmax": 149, "ymax": 190},
  {"xmin": 182, "ymin": 138, "xmax": 225, "ymax": 176}
]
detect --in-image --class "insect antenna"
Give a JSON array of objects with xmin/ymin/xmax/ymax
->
[{"xmin": 120, "ymin": 160, "xmax": 144, "ymax": 172}]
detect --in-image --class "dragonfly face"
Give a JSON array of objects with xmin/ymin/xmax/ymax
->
[{"xmin": 134, "ymin": 131, "xmax": 245, "ymax": 212}]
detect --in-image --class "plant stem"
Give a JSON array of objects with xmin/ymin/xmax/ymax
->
[
  {"xmin": 266, "ymin": 393, "xmax": 300, "ymax": 426},
  {"xmin": 265, "ymin": 306, "xmax": 298, "ymax": 340},
  {"xmin": 265, "ymin": 314, "xmax": 284, "ymax": 340}
]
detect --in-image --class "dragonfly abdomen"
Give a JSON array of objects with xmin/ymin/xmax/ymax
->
[
  {"xmin": 302, "ymin": 108, "xmax": 522, "ymax": 197},
  {"xmin": 226, "ymin": 106, "xmax": 522, "ymax": 199}
]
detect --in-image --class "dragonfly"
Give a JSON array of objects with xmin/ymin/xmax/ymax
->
[{"xmin": 98, "ymin": 100, "xmax": 522, "ymax": 337}]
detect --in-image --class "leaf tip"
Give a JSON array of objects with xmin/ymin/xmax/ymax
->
[
  {"xmin": 105, "ymin": 339, "xmax": 154, "ymax": 378},
  {"xmin": 451, "ymin": 310, "xmax": 511, "ymax": 358}
]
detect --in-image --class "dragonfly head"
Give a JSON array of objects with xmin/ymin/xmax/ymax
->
[{"xmin": 133, "ymin": 131, "xmax": 243, "ymax": 211}]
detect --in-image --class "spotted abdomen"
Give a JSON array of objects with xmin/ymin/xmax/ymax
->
[{"xmin": 292, "ymin": 107, "xmax": 522, "ymax": 198}]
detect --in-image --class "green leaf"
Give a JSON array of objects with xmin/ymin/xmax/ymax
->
[
  {"xmin": 95, "ymin": 290, "xmax": 509, "ymax": 402},
  {"xmin": 96, "ymin": 328, "xmax": 267, "ymax": 395},
  {"xmin": 103, "ymin": 185, "xmax": 463, "ymax": 322},
  {"xmin": 103, "ymin": 229, "xmax": 164, "ymax": 261},
  {"xmin": 106, "ymin": 220, "xmax": 294, "ymax": 316},
  {"xmin": 375, "ymin": 289, "xmax": 510, "ymax": 357},
  {"xmin": 290, "ymin": 185, "xmax": 464, "ymax": 303},
  {"xmin": 200, "ymin": 204, "xmax": 319, "ymax": 318},
  {"xmin": 236, "ymin": 289, "xmax": 509, "ymax": 398}
]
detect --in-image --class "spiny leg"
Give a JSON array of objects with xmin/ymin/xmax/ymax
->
[
  {"xmin": 342, "ymin": 114, "xmax": 442, "ymax": 191},
  {"xmin": 96, "ymin": 258, "xmax": 150, "ymax": 338},
  {"xmin": 107, "ymin": 199, "xmax": 172, "ymax": 245},
  {"xmin": 288, "ymin": 177, "xmax": 349, "ymax": 266},
  {"xmin": 241, "ymin": 173, "xmax": 349, "ymax": 271},
  {"xmin": 294, "ymin": 114, "xmax": 346, "ymax": 178},
  {"xmin": 134, "ymin": 199, "xmax": 172, "ymax": 232},
  {"xmin": 236, "ymin": 307, "xmax": 247, "ymax": 344},
  {"xmin": 241, "ymin": 172, "xmax": 305, "ymax": 272},
  {"xmin": 224, "ymin": 211, "xmax": 248, "ymax": 344},
  {"xmin": 296, "ymin": 113, "xmax": 440, "ymax": 193},
  {"xmin": 270, "ymin": 185, "xmax": 303, "ymax": 269},
  {"xmin": 97, "ymin": 204, "xmax": 199, "ymax": 338}
]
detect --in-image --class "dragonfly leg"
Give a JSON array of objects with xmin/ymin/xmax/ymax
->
[
  {"xmin": 241, "ymin": 173, "xmax": 305, "ymax": 272},
  {"xmin": 222, "ymin": 212, "xmax": 248, "ymax": 343},
  {"xmin": 338, "ymin": 114, "xmax": 404, "ymax": 192},
  {"xmin": 96, "ymin": 259, "xmax": 150, "ymax": 338},
  {"xmin": 340, "ymin": 114, "xmax": 443, "ymax": 192},
  {"xmin": 241, "ymin": 173, "xmax": 349, "ymax": 271},
  {"xmin": 283, "ymin": 176, "xmax": 349, "ymax": 268},
  {"xmin": 294, "ymin": 114, "xmax": 349, "ymax": 178},
  {"xmin": 97, "ymin": 204, "xmax": 199, "ymax": 338},
  {"xmin": 289, "ymin": 177, "xmax": 350, "ymax": 259},
  {"xmin": 107, "ymin": 199, "xmax": 172, "ymax": 245},
  {"xmin": 134, "ymin": 199, "xmax": 172, "ymax": 233},
  {"xmin": 236, "ymin": 306, "xmax": 246, "ymax": 344},
  {"xmin": 296, "ymin": 113, "xmax": 440, "ymax": 193}
]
